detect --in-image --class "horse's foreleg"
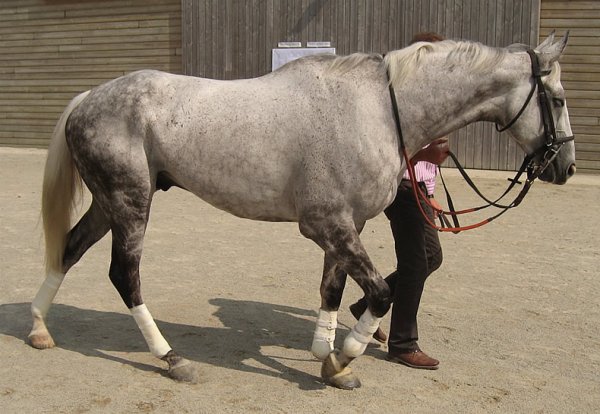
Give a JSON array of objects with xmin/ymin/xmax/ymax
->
[
  {"xmin": 29, "ymin": 200, "xmax": 110, "ymax": 349},
  {"xmin": 311, "ymin": 254, "xmax": 347, "ymax": 360},
  {"xmin": 300, "ymin": 216, "xmax": 390, "ymax": 389}
]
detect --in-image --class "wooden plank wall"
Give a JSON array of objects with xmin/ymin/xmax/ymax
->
[
  {"xmin": 541, "ymin": 1, "xmax": 600, "ymax": 174},
  {"xmin": 0, "ymin": 0, "xmax": 181, "ymax": 148},
  {"xmin": 182, "ymin": 0, "xmax": 540, "ymax": 171}
]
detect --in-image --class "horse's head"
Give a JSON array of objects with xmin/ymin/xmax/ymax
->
[{"xmin": 501, "ymin": 32, "xmax": 575, "ymax": 184}]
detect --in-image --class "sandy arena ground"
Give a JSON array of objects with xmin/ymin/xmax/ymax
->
[{"xmin": 0, "ymin": 147, "xmax": 598, "ymax": 413}]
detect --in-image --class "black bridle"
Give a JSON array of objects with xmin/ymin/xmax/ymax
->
[
  {"xmin": 389, "ymin": 48, "xmax": 575, "ymax": 232},
  {"xmin": 496, "ymin": 49, "xmax": 575, "ymax": 184}
]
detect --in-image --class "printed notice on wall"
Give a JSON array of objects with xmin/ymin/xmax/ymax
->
[{"xmin": 272, "ymin": 48, "xmax": 335, "ymax": 71}]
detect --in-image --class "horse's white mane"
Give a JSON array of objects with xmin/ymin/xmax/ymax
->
[
  {"xmin": 327, "ymin": 52, "xmax": 382, "ymax": 75},
  {"xmin": 328, "ymin": 40, "xmax": 509, "ymax": 88},
  {"xmin": 384, "ymin": 40, "xmax": 508, "ymax": 88}
]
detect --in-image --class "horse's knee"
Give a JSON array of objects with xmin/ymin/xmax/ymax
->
[{"xmin": 366, "ymin": 280, "xmax": 391, "ymax": 318}]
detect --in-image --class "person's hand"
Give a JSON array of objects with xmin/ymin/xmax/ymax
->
[
  {"xmin": 412, "ymin": 137, "xmax": 450, "ymax": 165},
  {"xmin": 428, "ymin": 196, "xmax": 444, "ymax": 214}
]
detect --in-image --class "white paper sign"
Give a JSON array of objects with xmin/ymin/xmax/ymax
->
[{"xmin": 271, "ymin": 48, "xmax": 336, "ymax": 71}]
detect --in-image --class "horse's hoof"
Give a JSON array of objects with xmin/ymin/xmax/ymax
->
[
  {"xmin": 162, "ymin": 351, "xmax": 198, "ymax": 383},
  {"xmin": 324, "ymin": 368, "xmax": 362, "ymax": 390},
  {"xmin": 28, "ymin": 332, "xmax": 55, "ymax": 349},
  {"xmin": 166, "ymin": 357, "xmax": 198, "ymax": 384},
  {"xmin": 321, "ymin": 351, "xmax": 361, "ymax": 390}
]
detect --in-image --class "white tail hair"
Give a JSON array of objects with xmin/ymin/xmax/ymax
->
[{"xmin": 42, "ymin": 90, "xmax": 90, "ymax": 274}]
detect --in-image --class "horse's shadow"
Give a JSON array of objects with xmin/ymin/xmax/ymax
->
[{"xmin": 0, "ymin": 299, "xmax": 353, "ymax": 390}]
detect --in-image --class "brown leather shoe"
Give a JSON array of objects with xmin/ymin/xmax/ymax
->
[
  {"xmin": 349, "ymin": 302, "xmax": 388, "ymax": 343},
  {"xmin": 386, "ymin": 349, "xmax": 439, "ymax": 370}
]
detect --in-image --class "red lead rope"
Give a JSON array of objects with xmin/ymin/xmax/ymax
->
[
  {"xmin": 402, "ymin": 147, "xmax": 508, "ymax": 233},
  {"xmin": 387, "ymin": 69, "xmax": 534, "ymax": 234}
]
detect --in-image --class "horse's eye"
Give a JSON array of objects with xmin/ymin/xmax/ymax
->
[{"xmin": 553, "ymin": 98, "xmax": 565, "ymax": 107}]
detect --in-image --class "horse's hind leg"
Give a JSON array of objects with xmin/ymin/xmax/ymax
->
[
  {"xmin": 29, "ymin": 200, "xmax": 110, "ymax": 349},
  {"xmin": 102, "ymin": 180, "xmax": 197, "ymax": 383}
]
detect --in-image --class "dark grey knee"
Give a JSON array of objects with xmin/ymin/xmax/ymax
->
[{"xmin": 365, "ymin": 279, "xmax": 392, "ymax": 318}]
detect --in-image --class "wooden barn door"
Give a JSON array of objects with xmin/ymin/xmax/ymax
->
[
  {"xmin": 183, "ymin": 0, "xmax": 540, "ymax": 171},
  {"xmin": 0, "ymin": 0, "xmax": 182, "ymax": 148},
  {"xmin": 541, "ymin": 0, "xmax": 600, "ymax": 174}
]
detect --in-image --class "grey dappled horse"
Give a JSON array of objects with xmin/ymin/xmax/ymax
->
[{"xmin": 30, "ymin": 33, "xmax": 575, "ymax": 389}]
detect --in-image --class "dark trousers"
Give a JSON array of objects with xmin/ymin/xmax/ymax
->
[
  {"xmin": 354, "ymin": 180, "xmax": 443, "ymax": 352},
  {"xmin": 384, "ymin": 180, "xmax": 443, "ymax": 352}
]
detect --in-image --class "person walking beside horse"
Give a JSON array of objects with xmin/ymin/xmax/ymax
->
[{"xmin": 350, "ymin": 32, "xmax": 450, "ymax": 370}]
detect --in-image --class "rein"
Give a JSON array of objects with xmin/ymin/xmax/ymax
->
[{"xmin": 387, "ymin": 48, "xmax": 574, "ymax": 233}]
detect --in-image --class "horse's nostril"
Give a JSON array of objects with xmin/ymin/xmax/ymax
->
[{"xmin": 567, "ymin": 163, "xmax": 576, "ymax": 177}]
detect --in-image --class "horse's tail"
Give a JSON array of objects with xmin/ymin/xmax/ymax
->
[{"xmin": 42, "ymin": 90, "xmax": 91, "ymax": 274}]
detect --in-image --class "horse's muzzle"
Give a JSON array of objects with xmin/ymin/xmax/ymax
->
[
  {"xmin": 539, "ymin": 161, "xmax": 576, "ymax": 184},
  {"xmin": 567, "ymin": 163, "xmax": 577, "ymax": 177}
]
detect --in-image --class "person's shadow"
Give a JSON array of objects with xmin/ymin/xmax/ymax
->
[{"xmin": 0, "ymin": 299, "xmax": 357, "ymax": 390}]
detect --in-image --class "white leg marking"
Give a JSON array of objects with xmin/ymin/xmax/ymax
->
[
  {"xmin": 131, "ymin": 304, "xmax": 172, "ymax": 358},
  {"xmin": 342, "ymin": 309, "xmax": 382, "ymax": 358},
  {"xmin": 311, "ymin": 309, "xmax": 337, "ymax": 360},
  {"xmin": 31, "ymin": 271, "xmax": 65, "ymax": 320},
  {"xmin": 29, "ymin": 271, "xmax": 65, "ymax": 345}
]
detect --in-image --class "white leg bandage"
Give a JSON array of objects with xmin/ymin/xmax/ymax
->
[
  {"xmin": 311, "ymin": 309, "xmax": 337, "ymax": 360},
  {"xmin": 342, "ymin": 309, "xmax": 382, "ymax": 358},
  {"xmin": 31, "ymin": 271, "xmax": 65, "ymax": 319},
  {"xmin": 131, "ymin": 304, "xmax": 172, "ymax": 358}
]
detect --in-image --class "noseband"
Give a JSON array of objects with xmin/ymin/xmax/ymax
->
[{"xmin": 389, "ymin": 48, "xmax": 575, "ymax": 232}]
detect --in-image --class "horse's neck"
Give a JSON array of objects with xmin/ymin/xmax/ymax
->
[{"xmin": 396, "ymin": 52, "xmax": 528, "ymax": 155}]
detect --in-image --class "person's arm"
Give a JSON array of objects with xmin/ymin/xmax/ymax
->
[
  {"xmin": 411, "ymin": 137, "xmax": 450, "ymax": 165},
  {"xmin": 411, "ymin": 138, "xmax": 450, "ymax": 209}
]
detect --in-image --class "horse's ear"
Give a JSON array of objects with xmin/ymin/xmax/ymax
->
[
  {"xmin": 537, "ymin": 31, "xmax": 569, "ymax": 67},
  {"xmin": 536, "ymin": 30, "xmax": 555, "ymax": 51}
]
